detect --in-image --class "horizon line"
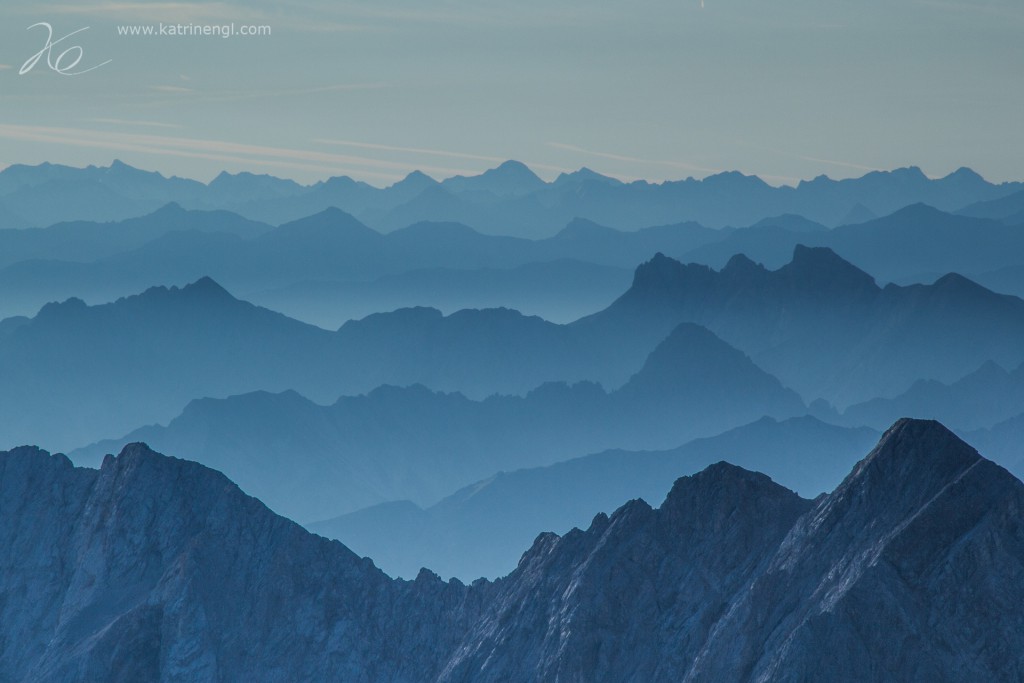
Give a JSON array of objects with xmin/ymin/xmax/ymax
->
[{"xmin": 0, "ymin": 158, "xmax": 1009, "ymax": 191}]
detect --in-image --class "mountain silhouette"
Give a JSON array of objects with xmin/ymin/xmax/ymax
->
[
  {"xmin": 309, "ymin": 416, "xmax": 879, "ymax": 580},
  {"xmin": 579, "ymin": 246, "xmax": 1024, "ymax": 406},
  {"xmin": 0, "ymin": 204, "xmax": 721, "ymax": 322},
  {"xmin": 842, "ymin": 359, "xmax": 1024, "ymax": 431},
  {"xmin": 683, "ymin": 203, "xmax": 1024, "ymax": 285},
  {"xmin": 2, "ymin": 160, "xmax": 1020, "ymax": 234},
  {"xmin": 71, "ymin": 322, "xmax": 804, "ymax": 523},
  {"xmin": 3, "ymin": 420, "xmax": 1022, "ymax": 680}
]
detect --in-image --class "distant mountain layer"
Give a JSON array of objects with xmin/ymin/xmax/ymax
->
[
  {"xmin": 246, "ymin": 259, "xmax": 632, "ymax": 328},
  {"xmin": 71, "ymin": 323, "xmax": 805, "ymax": 523},
  {"xmin": 0, "ymin": 276, "xmax": 663, "ymax": 450},
  {"xmin": 0, "ymin": 206, "xmax": 720, "ymax": 321},
  {"xmin": 958, "ymin": 187, "xmax": 1024, "ymax": 223},
  {"xmin": 308, "ymin": 416, "xmax": 879, "ymax": 580},
  {"xmin": 8, "ymin": 238, "xmax": 1024, "ymax": 449},
  {"xmin": 3, "ymin": 420, "xmax": 1023, "ymax": 681},
  {"xmin": 8, "ymin": 201, "xmax": 1024, "ymax": 335},
  {"xmin": 1, "ymin": 160, "xmax": 1019, "ymax": 235},
  {"xmin": 841, "ymin": 359, "xmax": 1024, "ymax": 432},
  {"xmin": 681, "ymin": 203, "xmax": 1024, "ymax": 285},
  {"xmin": 582, "ymin": 245, "xmax": 1024, "ymax": 407}
]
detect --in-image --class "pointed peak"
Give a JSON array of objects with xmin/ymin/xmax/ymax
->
[
  {"xmin": 393, "ymin": 170, "xmax": 436, "ymax": 187},
  {"xmin": 931, "ymin": 271, "xmax": 986, "ymax": 290},
  {"xmin": 839, "ymin": 202, "xmax": 877, "ymax": 225},
  {"xmin": 180, "ymin": 276, "xmax": 233, "ymax": 299},
  {"xmin": 921, "ymin": 272, "xmax": 1005, "ymax": 304},
  {"xmin": 278, "ymin": 206, "xmax": 378, "ymax": 236},
  {"xmin": 622, "ymin": 323, "xmax": 757, "ymax": 394},
  {"xmin": 836, "ymin": 419, "xmax": 982, "ymax": 506},
  {"xmin": 441, "ymin": 160, "xmax": 546, "ymax": 196},
  {"xmin": 889, "ymin": 202, "xmax": 947, "ymax": 219},
  {"xmin": 151, "ymin": 201, "xmax": 186, "ymax": 216},
  {"xmin": 943, "ymin": 166, "xmax": 984, "ymax": 183},
  {"xmin": 722, "ymin": 252, "xmax": 765, "ymax": 274},
  {"xmin": 480, "ymin": 160, "xmax": 545, "ymax": 186}
]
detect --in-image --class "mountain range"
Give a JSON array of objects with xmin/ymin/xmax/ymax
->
[
  {"xmin": 3, "ymin": 419, "xmax": 1022, "ymax": 680},
  {"xmin": 582, "ymin": 245, "xmax": 1024, "ymax": 407},
  {"xmin": 680, "ymin": 203, "xmax": 1024, "ymax": 286},
  {"xmin": 8, "ymin": 240, "xmax": 1024, "ymax": 450},
  {"xmin": 8, "ymin": 194, "xmax": 1024, "ymax": 337},
  {"xmin": 2, "ymin": 160, "xmax": 1020, "ymax": 236},
  {"xmin": 840, "ymin": 359, "xmax": 1024, "ymax": 433},
  {"xmin": 0, "ymin": 275, "xmax": 654, "ymax": 450},
  {"xmin": 308, "ymin": 416, "xmax": 879, "ymax": 580},
  {"xmin": 0, "ymin": 204, "xmax": 720, "ymax": 322},
  {"xmin": 70, "ymin": 322, "xmax": 804, "ymax": 523}
]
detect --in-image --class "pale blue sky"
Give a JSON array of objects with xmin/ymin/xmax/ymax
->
[{"xmin": 0, "ymin": 0, "xmax": 1021, "ymax": 186}]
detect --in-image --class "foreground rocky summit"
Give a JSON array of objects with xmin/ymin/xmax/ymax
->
[{"xmin": 0, "ymin": 419, "xmax": 1021, "ymax": 681}]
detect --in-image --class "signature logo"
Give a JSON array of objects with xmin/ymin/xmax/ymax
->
[{"xmin": 20, "ymin": 22, "xmax": 112, "ymax": 76}]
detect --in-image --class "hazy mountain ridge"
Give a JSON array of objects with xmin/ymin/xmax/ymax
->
[
  {"xmin": 308, "ymin": 416, "xmax": 879, "ymax": 580},
  {"xmin": 2, "ymin": 420, "xmax": 1022, "ymax": 681},
  {"xmin": 0, "ymin": 276, "xmax": 657, "ymax": 450},
  {"xmin": 0, "ymin": 206, "xmax": 720, "ymax": 322},
  {"xmin": 582, "ymin": 245, "xmax": 1024, "ymax": 407},
  {"xmin": 681, "ymin": 203, "xmax": 1024, "ymax": 286},
  {"xmin": 8, "ymin": 240, "xmax": 1024, "ymax": 450},
  {"xmin": 70, "ymin": 322, "xmax": 805, "ymax": 523},
  {"xmin": 841, "ymin": 359, "xmax": 1024, "ymax": 433},
  {"xmin": 1, "ymin": 160, "xmax": 1019, "ymax": 236}
]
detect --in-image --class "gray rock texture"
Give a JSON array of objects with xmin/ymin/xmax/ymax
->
[{"xmin": 1, "ymin": 419, "xmax": 1021, "ymax": 681}]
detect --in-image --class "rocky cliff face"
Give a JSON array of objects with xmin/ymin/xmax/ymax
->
[{"xmin": 1, "ymin": 419, "xmax": 1022, "ymax": 681}]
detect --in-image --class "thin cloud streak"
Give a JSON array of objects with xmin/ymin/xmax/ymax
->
[
  {"xmin": 87, "ymin": 118, "xmax": 184, "ymax": 129},
  {"xmin": 0, "ymin": 124, "xmax": 404, "ymax": 182},
  {"xmin": 0, "ymin": 124, "xmax": 500, "ymax": 181},
  {"xmin": 34, "ymin": 2, "xmax": 240, "ymax": 20},
  {"xmin": 149, "ymin": 85, "xmax": 193, "ymax": 93},
  {"xmin": 142, "ymin": 83, "xmax": 389, "ymax": 105}
]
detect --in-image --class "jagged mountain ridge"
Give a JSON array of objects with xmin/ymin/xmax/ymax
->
[
  {"xmin": 681, "ymin": 203, "xmax": 1024, "ymax": 285},
  {"xmin": 2, "ymin": 420, "xmax": 1022, "ymax": 681},
  {"xmin": 1, "ymin": 160, "xmax": 1019, "ymax": 234},
  {"xmin": 581, "ymin": 245, "xmax": 1024, "ymax": 406}
]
